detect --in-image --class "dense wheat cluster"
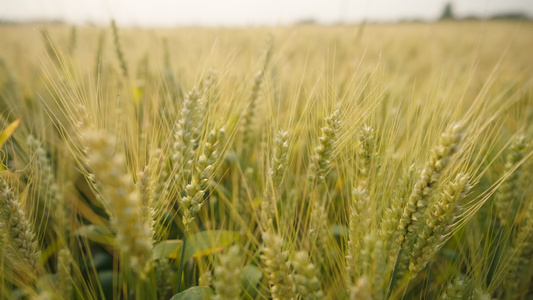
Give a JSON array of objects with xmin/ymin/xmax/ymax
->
[{"xmin": 1, "ymin": 21, "xmax": 533, "ymax": 299}]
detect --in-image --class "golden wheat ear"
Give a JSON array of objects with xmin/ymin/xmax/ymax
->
[
  {"xmin": 494, "ymin": 135, "xmax": 528, "ymax": 226},
  {"xmin": 398, "ymin": 122, "xmax": 464, "ymax": 247},
  {"xmin": 0, "ymin": 177, "xmax": 42, "ymax": 280},
  {"xmin": 212, "ymin": 245, "xmax": 244, "ymax": 300},
  {"xmin": 83, "ymin": 130, "xmax": 154, "ymax": 279}
]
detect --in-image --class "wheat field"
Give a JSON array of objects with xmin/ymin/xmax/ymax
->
[{"xmin": 1, "ymin": 21, "xmax": 533, "ymax": 299}]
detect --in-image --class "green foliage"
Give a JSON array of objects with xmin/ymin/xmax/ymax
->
[{"xmin": 170, "ymin": 286, "xmax": 215, "ymax": 300}]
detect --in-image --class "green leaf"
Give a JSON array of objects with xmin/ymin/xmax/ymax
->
[
  {"xmin": 170, "ymin": 286, "xmax": 215, "ymax": 300},
  {"xmin": 39, "ymin": 238, "xmax": 60, "ymax": 264},
  {"xmin": 93, "ymin": 251, "xmax": 114, "ymax": 270},
  {"xmin": 74, "ymin": 225, "xmax": 115, "ymax": 245},
  {"xmin": 242, "ymin": 265, "xmax": 263, "ymax": 298},
  {"xmin": 0, "ymin": 117, "xmax": 21, "ymax": 148},
  {"xmin": 182, "ymin": 230, "xmax": 241, "ymax": 262},
  {"xmin": 0, "ymin": 117, "xmax": 21, "ymax": 171},
  {"xmin": 153, "ymin": 239, "xmax": 183, "ymax": 260},
  {"xmin": 332, "ymin": 224, "xmax": 348, "ymax": 238},
  {"xmin": 98, "ymin": 270, "xmax": 114, "ymax": 300},
  {"xmin": 154, "ymin": 230, "xmax": 240, "ymax": 262}
]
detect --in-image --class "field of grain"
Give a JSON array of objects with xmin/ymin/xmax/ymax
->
[{"xmin": 1, "ymin": 21, "xmax": 533, "ymax": 299}]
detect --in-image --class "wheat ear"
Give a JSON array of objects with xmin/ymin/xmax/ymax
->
[
  {"xmin": 213, "ymin": 245, "xmax": 243, "ymax": 300},
  {"xmin": 0, "ymin": 177, "xmax": 41, "ymax": 274},
  {"xmin": 397, "ymin": 122, "xmax": 463, "ymax": 246},
  {"xmin": 83, "ymin": 130, "xmax": 153, "ymax": 278}
]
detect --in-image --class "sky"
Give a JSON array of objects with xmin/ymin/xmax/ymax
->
[{"xmin": 1, "ymin": 0, "xmax": 532, "ymax": 27}]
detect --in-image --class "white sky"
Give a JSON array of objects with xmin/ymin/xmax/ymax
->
[{"xmin": 1, "ymin": 0, "xmax": 532, "ymax": 27}]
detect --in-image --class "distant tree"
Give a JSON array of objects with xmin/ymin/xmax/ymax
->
[
  {"xmin": 490, "ymin": 12, "xmax": 529, "ymax": 20},
  {"xmin": 440, "ymin": 3, "xmax": 455, "ymax": 20}
]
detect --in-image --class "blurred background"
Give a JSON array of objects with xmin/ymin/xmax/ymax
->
[{"xmin": 1, "ymin": 0, "xmax": 533, "ymax": 27}]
